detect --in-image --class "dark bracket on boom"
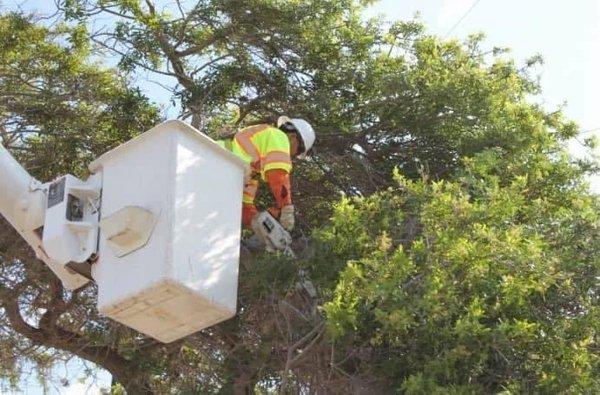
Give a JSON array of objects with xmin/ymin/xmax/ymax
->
[{"xmin": 65, "ymin": 253, "xmax": 98, "ymax": 282}]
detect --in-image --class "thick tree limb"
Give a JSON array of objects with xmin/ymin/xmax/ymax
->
[{"xmin": 0, "ymin": 281, "xmax": 148, "ymax": 391}]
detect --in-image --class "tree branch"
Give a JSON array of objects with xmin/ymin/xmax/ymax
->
[{"xmin": 0, "ymin": 282, "xmax": 137, "ymax": 387}]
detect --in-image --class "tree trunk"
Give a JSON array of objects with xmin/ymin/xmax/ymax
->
[{"xmin": 233, "ymin": 370, "xmax": 256, "ymax": 395}]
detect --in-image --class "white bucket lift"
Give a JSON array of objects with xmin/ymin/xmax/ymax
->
[
  {"xmin": 0, "ymin": 120, "xmax": 247, "ymax": 343},
  {"xmin": 89, "ymin": 120, "xmax": 246, "ymax": 343}
]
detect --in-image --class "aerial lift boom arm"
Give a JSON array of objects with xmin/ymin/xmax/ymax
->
[{"xmin": 0, "ymin": 143, "xmax": 90, "ymax": 289}]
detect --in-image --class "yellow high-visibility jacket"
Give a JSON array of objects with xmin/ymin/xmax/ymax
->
[
  {"xmin": 219, "ymin": 124, "xmax": 292, "ymax": 178},
  {"xmin": 218, "ymin": 124, "xmax": 292, "ymax": 205}
]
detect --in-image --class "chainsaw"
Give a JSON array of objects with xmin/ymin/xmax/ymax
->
[
  {"xmin": 250, "ymin": 211, "xmax": 317, "ymax": 298},
  {"xmin": 251, "ymin": 211, "xmax": 296, "ymax": 257}
]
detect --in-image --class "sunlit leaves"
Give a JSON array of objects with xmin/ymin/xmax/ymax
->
[{"xmin": 319, "ymin": 146, "xmax": 600, "ymax": 392}]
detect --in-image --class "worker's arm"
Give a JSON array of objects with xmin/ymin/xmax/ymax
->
[
  {"xmin": 262, "ymin": 129, "xmax": 294, "ymax": 230},
  {"xmin": 262, "ymin": 130, "xmax": 293, "ymax": 212},
  {"xmin": 266, "ymin": 169, "xmax": 292, "ymax": 216},
  {"xmin": 266, "ymin": 169, "xmax": 294, "ymax": 231}
]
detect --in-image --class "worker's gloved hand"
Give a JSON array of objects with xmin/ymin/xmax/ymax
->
[
  {"xmin": 279, "ymin": 205, "xmax": 295, "ymax": 231},
  {"xmin": 268, "ymin": 206, "xmax": 281, "ymax": 219}
]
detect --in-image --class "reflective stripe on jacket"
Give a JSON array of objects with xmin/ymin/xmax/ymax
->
[{"xmin": 219, "ymin": 124, "xmax": 292, "ymax": 179}]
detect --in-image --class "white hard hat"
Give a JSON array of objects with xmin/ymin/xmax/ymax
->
[{"xmin": 277, "ymin": 116, "xmax": 315, "ymax": 157}]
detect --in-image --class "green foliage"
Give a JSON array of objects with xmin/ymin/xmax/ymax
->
[
  {"xmin": 0, "ymin": 12, "xmax": 160, "ymax": 179},
  {"xmin": 1, "ymin": 1, "xmax": 598, "ymax": 393},
  {"xmin": 59, "ymin": 0, "xmax": 591, "ymax": 224},
  {"xmin": 320, "ymin": 146, "xmax": 600, "ymax": 392},
  {"xmin": 0, "ymin": 11, "xmax": 160, "ymax": 391}
]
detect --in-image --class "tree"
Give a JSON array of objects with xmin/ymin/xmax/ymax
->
[
  {"xmin": 1, "ymin": 0, "xmax": 598, "ymax": 393},
  {"xmin": 0, "ymin": 12, "xmax": 161, "ymax": 393},
  {"xmin": 320, "ymin": 151, "xmax": 600, "ymax": 392}
]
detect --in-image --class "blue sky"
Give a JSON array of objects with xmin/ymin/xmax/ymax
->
[
  {"xmin": 369, "ymin": 0, "xmax": 599, "ymax": 131},
  {"xmin": 2, "ymin": 0, "xmax": 599, "ymax": 393},
  {"xmin": 367, "ymin": 0, "xmax": 599, "ymax": 191}
]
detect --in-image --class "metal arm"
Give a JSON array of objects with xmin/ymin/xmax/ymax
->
[{"xmin": 0, "ymin": 143, "xmax": 89, "ymax": 290}]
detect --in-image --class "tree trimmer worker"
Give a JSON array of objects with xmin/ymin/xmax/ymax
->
[{"xmin": 218, "ymin": 116, "xmax": 315, "ymax": 231}]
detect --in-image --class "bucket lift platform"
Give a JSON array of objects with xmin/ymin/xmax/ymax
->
[
  {"xmin": 89, "ymin": 120, "xmax": 247, "ymax": 343},
  {"xmin": 0, "ymin": 120, "xmax": 247, "ymax": 343}
]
